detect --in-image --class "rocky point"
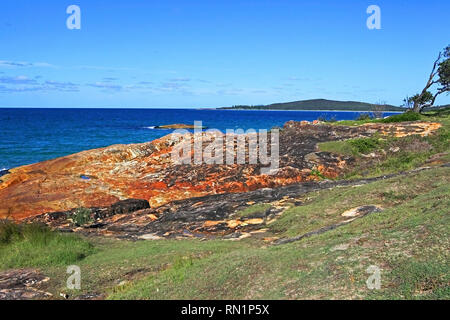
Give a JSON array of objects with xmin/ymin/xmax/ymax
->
[{"xmin": 0, "ymin": 120, "xmax": 441, "ymax": 230}]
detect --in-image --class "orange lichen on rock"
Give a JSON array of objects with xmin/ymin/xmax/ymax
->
[
  {"xmin": 361, "ymin": 121, "xmax": 442, "ymax": 137},
  {"xmin": 0, "ymin": 120, "xmax": 442, "ymax": 220}
]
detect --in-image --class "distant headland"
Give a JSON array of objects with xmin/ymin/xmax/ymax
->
[{"xmin": 219, "ymin": 99, "xmax": 406, "ymax": 112}]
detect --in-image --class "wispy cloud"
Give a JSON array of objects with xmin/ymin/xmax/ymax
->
[
  {"xmin": 0, "ymin": 75, "xmax": 80, "ymax": 93},
  {"xmin": 287, "ymin": 76, "xmax": 310, "ymax": 81},
  {"xmin": 73, "ymin": 65, "xmax": 136, "ymax": 71},
  {"xmin": 0, "ymin": 85, "xmax": 42, "ymax": 93},
  {"xmin": 0, "ymin": 60, "xmax": 55, "ymax": 68},
  {"xmin": 102, "ymin": 77, "xmax": 119, "ymax": 82},
  {"xmin": 0, "ymin": 75, "xmax": 38, "ymax": 85},
  {"xmin": 87, "ymin": 82, "xmax": 123, "ymax": 91},
  {"xmin": 44, "ymin": 80, "xmax": 79, "ymax": 91},
  {"xmin": 168, "ymin": 77, "xmax": 191, "ymax": 82}
]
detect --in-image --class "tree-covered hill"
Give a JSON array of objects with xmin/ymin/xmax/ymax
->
[{"xmin": 221, "ymin": 99, "xmax": 405, "ymax": 111}]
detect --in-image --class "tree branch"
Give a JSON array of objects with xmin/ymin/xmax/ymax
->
[
  {"xmin": 414, "ymin": 52, "xmax": 443, "ymax": 112},
  {"xmin": 419, "ymin": 88, "xmax": 445, "ymax": 111}
]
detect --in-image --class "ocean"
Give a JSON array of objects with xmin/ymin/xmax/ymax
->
[{"xmin": 0, "ymin": 108, "xmax": 400, "ymax": 169}]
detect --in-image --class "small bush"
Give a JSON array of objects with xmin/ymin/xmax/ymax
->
[
  {"xmin": 349, "ymin": 137, "xmax": 383, "ymax": 154},
  {"xmin": 0, "ymin": 220, "xmax": 21, "ymax": 244},
  {"xmin": 356, "ymin": 113, "xmax": 372, "ymax": 121},
  {"xmin": 381, "ymin": 112, "xmax": 421, "ymax": 123},
  {"xmin": 72, "ymin": 207, "xmax": 93, "ymax": 226},
  {"xmin": 317, "ymin": 115, "xmax": 337, "ymax": 123},
  {"xmin": 310, "ymin": 169, "xmax": 326, "ymax": 180},
  {"xmin": 0, "ymin": 221, "xmax": 53, "ymax": 245}
]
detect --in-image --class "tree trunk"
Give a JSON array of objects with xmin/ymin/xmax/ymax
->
[{"xmin": 412, "ymin": 101, "xmax": 422, "ymax": 113}]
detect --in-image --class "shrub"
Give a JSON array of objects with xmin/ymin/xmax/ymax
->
[
  {"xmin": 72, "ymin": 207, "xmax": 93, "ymax": 226},
  {"xmin": 0, "ymin": 219, "xmax": 21, "ymax": 244},
  {"xmin": 381, "ymin": 112, "xmax": 421, "ymax": 123},
  {"xmin": 349, "ymin": 137, "xmax": 383, "ymax": 154},
  {"xmin": 356, "ymin": 113, "xmax": 372, "ymax": 121},
  {"xmin": 0, "ymin": 220, "xmax": 95, "ymax": 268},
  {"xmin": 317, "ymin": 115, "xmax": 337, "ymax": 123},
  {"xmin": 1, "ymin": 220, "xmax": 62, "ymax": 245}
]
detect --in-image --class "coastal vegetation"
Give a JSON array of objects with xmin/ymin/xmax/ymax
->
[
  {"xmin": 0, "ymin": 220, "xmax": 95, "ymax": 269},
  {"xmin": 319, "ymin": 108, "xmax": 450, "ymax": 178},
  {"xmin": 408, "ymin": 45, "xmax": 450, "ymax": 113},
  {"xmin": 71, "ymin": 207, "xmax": 94, "ymax": 227}
]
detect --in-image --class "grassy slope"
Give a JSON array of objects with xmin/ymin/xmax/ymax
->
[
  {"xmin": 0, "ymin": 223, "xmax": 95, "ymax": 269},
  {"xmin": 108, "ymin": 167, "xmax": 449, "ymax": 300},
  {"xmin": 0, "ymin": 109, "xmax": 448, "ymax": 300}
]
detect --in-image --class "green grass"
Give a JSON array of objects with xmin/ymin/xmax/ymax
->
[
  {"xmin": 107, "ymin": 167, "xmax": 449, "ymax": 300},
  {"xmin": 0, "ymin": 221, "xmax": 95, "ymax": 269},
  {"xmin": 33, "ymin": 237, "xmax": 254, "ymax": 297},
  {"xmin": 320, "ymin": 136, "xmax": 385, "ymax": 157},
  {"xmin": 235, "ymin": 203, "xmax": 272, "ymax": 218}
]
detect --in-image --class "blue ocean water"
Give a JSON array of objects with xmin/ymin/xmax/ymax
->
[{"xmin": 0, "ymin": 108, "xmax": 400, "ymax": 169}]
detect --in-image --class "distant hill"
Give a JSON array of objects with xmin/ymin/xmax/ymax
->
[
  {"xmin": 221, "ymin": 99, "xmax": 405, "ymax": 112},
  {"xmin": 422, "ymin": 104, "xmax": 450, "ymax": 112}
]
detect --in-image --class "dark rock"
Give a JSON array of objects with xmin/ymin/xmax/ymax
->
[
  {"xmin": 0, "ymin": 169, "xmax": 9, "ymax": 183},
  {"xmin": 0, "ymin": 269, "xmax": 51, "ymax": 300},
  {"xmin": 108, "ymin": 199, "xmax": 150, "ymax": 215}
]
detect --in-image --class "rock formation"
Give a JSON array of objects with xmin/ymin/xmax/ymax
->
[{"xmin": 0, "ymin": 121, "xmax": 441, "ymax": 222}]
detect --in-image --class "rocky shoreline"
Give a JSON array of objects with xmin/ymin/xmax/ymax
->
[
  {"xmin": 0, "ymin": 120, "xmax": 442, "ymax": 235},
  {"xmin": 24, "ymin": 163, "xmax": 448, "ymax": 241}
]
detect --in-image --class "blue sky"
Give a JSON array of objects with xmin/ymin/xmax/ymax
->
[{"xmin": 0, "ymin": 0, "xmax": 449, "ymax": 108}]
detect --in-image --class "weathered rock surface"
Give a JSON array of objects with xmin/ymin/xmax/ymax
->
[
  {"xmin": 0, "ymin": 121, "xmax": 441, "ymax": 221},
  {"xmin": 26, "ymin": 166, "xmax": 441, "ymax": 240},
  {"xmin": 0, "ymin": 269, "xmax": 52, "ymax": 300}
]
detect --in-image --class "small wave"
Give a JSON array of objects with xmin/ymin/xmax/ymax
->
[
  {"xmin": 0, "ymin": 168, "xmax": 9, "ymax": 178},
  {"xmin": 143, "ymin": 126, "xmax": 156, "ymax": 129}
]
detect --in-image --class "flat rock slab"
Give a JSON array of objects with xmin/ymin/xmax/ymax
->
[
  {"xmin": 27, "ymin": 167, "xmax": 441, "ymax": 240},
  {"xmin": 0, "ymin": 269, "xmax": 52, "ymax": 300},
  {"xmin": 341, "ymin": 205, "xmax": 383, "ymax": 217}
]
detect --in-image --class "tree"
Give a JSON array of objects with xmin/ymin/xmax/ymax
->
[
  {"xmin": 412, "ymin": 45, "xmax": 450, "ymax": 113},
  {"xmin": 371, "ymin": 100, "xmax": 386, "ymax": 118},
  {"xmin": 401, "ymin": 95, "xmax": 414, "ymax": 110}
]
